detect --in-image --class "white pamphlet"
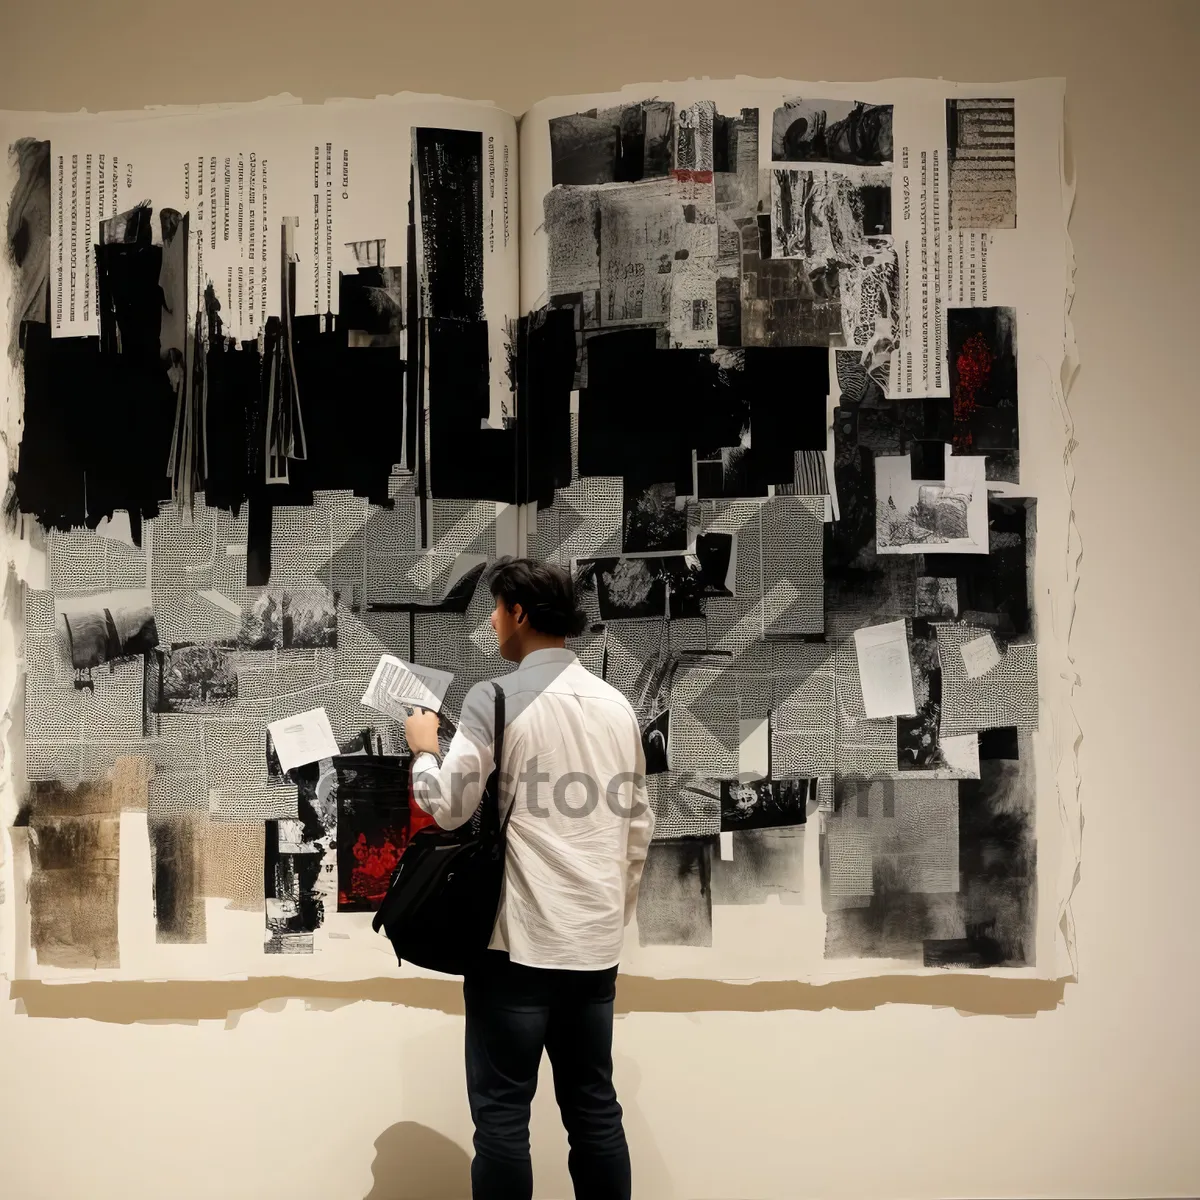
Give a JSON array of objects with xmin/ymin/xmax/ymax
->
[
  {"xmin": 853, "ymin": 620, "xmax": 917, "ymax": 718},
  {"xmin": 362, "ymin": 655, "xmax": 455, "ymax": 720}
]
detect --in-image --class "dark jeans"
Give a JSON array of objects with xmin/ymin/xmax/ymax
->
[{"xmin": 463, "ymin": 950, "xmax": 631, "ymax": 1200}]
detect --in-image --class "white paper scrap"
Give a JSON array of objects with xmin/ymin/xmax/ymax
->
[
  {"xmin": 960, "ymin": 633, "xmax": 1001, "ymax": 679},
  {"xmin": 719, "ymin": 831, "xmax": 734, "ymax": 861},
  {"xmin": 266, "ymin": 707, "xmax": 340, "ymax": 774},
  {"xmin": 738, "ymin": 717, "xmax": 769, "ymax": 780},
  {"xmin": 94, "ymin": 510, "xmax": 134, "ymax": 547},
  {"xmin": 362, "ymin": 655, "xmax": 455, "ymax": 720},
  {"xmin": 939, "ymin": 733, "xmax": 981, "ymax": 777},
  {"xmin": 198, "ymin": 589, "xmax": 241, "ymax": 617},
  {"xmin": 853, "ymin": 620, "xmax": 917, "ymax": 718}
]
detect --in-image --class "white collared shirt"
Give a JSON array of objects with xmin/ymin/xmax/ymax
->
[{"xmin": 410, "ymin": 647, "xmax": 654, "ymax": 971}]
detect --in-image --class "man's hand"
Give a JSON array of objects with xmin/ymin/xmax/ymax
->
[{"xmin": 404, "ymin": 708, "xmax": 441, "ymax": 756}]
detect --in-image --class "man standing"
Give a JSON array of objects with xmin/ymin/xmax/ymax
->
[{"xmin": 403, "ymin": 558, "xmax": 654, "ymax": 1200}]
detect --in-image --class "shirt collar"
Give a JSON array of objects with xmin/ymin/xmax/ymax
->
[{"xmin": 519, "ymin": 647, "xmax": 578, "ymax": 668}]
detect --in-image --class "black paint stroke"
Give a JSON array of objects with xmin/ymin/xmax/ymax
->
[
  {"xmin": 13, "ymin": 200, "xmax": 176, "ymax": 543},
  {"xmin": 514, "ymin": 306, "xmax": 576, "ymax": 506},
  {"xmin": 578, "ymin": 331, "xmax": 827, "ymax": 495},
  {"xmin": 636, "ymin": 839, "xmax": 713, "ymax": 948},
  {"xmin": 923, "ymin": 497, "xmax": 1035, "ymax": 641},
  {"xmin": 415, "ymin": 128, "xmax": 484, "ymax": 321},
  {"xmin": 548, "ymin": 99, "xmax": 675, "ymax": 186},
  {"xmin": 5, "ymin": 137, "xmax": 50, "ymax": 357},
  {"xmin": 150, "ymin": 813, "xmax": 206, "ymax": 944}
]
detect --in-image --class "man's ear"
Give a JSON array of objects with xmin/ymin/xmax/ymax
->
[{"xmin": 512, "ymin": 602, "xmax": 526, "ymax": 625}]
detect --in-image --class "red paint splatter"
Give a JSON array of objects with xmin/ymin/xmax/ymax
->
[
  {"xmin": 337, "ymin": 788, "xmax": 439, "ymax": 907},
  {"xmin": 953, "ymin": 331, "xmax": 992, "ymax": 452}
]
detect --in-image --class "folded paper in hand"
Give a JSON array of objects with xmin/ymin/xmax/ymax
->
[{"xmin": 362, "ymin": 655, "xmax": 455, "ymax": 720}]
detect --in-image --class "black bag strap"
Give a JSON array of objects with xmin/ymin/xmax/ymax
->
[{"xmin": 480, "ymin": 682, "xmax": 509, "ymax": 839}]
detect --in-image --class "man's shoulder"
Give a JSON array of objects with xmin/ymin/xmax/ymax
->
[
  {"xmin": 505, "ymin": 660, "xmax": 637, "ymax": 723},
  {"xmin": 560, "ymin": 663, "xmax": 640, "ymax": 725}
]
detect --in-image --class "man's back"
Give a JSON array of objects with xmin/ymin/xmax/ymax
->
[
  {"xmin": 411, "ymin": 646, "xmax": 654, "ymax": 971},
  {"xmin": 492, "ymin": 648, "xmax": 650, "ymax": 970}
]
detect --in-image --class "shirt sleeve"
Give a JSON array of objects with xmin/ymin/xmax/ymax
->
[
  {"xmin": 622, "ymin": 718, "xmax": 656, "ymax": 926},
  {"xmin": 410, "ymin": 682, "xmax": 496, "ymax": 831}
]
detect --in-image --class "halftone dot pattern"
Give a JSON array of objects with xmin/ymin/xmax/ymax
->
[
  {"xmin": 734, "ymin": 665, "xmax": 772, "ymax": 723},
  {"xmin": 357, "ymin": 609, "xmax": 412, "ymax": 662},
  {"xmin": 203, "ymin": 716, "xmax": 294, "ymax": 820},
  {"xmin": 79, "ymin": 660, "xmax": 144, "ymax": 741},
  {"xmin": 365, "ymin": 551, "xmax": 458, "ymax": 606},
  {"xmin": 81, "ymin": 741, "xmax": 157, "ymax": 785},
  {"xmin": 201, "ymin": 819, "xmax": 266, "ymax": 908},
  {"xmin": 364, "ymin": 500, "xmax": 418, "ymax": 556},
  {"xmin": 704, "ymin": 594, "xmax": 763, "ymax": 654},
  {"xmin": 647, "ymin": 774, "xmax": 721, "ymax": 840},
  {"xmin": 825, "ymin": 778, "xmax": 959, "ymax": 898},
  {"xmin": 326, "ymin": 492, "xmax": 370, "ymax": 601},
  {"xmin": 670, "ymin": 698, "xmax": 739, "ymax": 780},
  {"xmin": 567, "ymin": 627, "xmax": 606, "ymax": 677},
  {"xmin": 603, "ymin": 620, "xmax": 669, "ymax": 708},
  {"xmin": 414, "ymin": 612, "xmax": 467, "ymax": 674},
  {"xmin": 156, "ymin": 595, "xmax": 240, "ymax": 646},
  {"xmin": 387, "ymin": 470, "xmax": 417, "ymax": 504},
  {"xmin": 539, "ymin": 476, "xmax": 623, "ymax": 564},
  {"xmin": 147, "ymin": 714, "xmax": 208, "ymax": 816},
  {"xmin": 268, "ymin": 500, "xmax": 336, "ymax": 590},
  {"xmin": 430, "ymin": 500, "xmax": 497, "ymax": 556},
  {"xmin": 937, "ymin": 623, "xmax": 1039, "ymax": 735},
  {"xmin": 695, "ymin": 499, "xmax": 762, "ymax": 597},
  {"xmin": 24, "ymin": 666, "xmax": 83, "ymax": 744},
  {"xmin": 771, "ymin": 655, "xmax": 836, "ymax": 777},
  {"xmin": 25, "ymin": 743, "xmax": 82, "ymax": 785},
  {"xmin": 816, "ymin": 776, "xmax": 834, "ymax": 812},
  {"xmin": 761, "ymin": 495, "xmax": 823, "ymax": 636},
  {"xmin": 668, "ymin": 618, "xmax": 706, "ymax": 655},
  {"xmin": 47, "ymin": 528, "xmax": 106, "ymax": 595},
  {"xmin": 150, "ymin": 501, "xmax": 216, "ymax": 597}
]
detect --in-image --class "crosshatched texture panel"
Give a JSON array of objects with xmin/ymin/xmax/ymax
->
[
  {"xmin": 201, "ymin": 819, "xmax": 267, "ymax": 907},
  {"xmin": 430, "ymin": 500, "xmax": 497, "ymax": 556},
  {"xmin": 647, "ymin": 774, "xmax": 721, "ymax": 840},
  {"xmin": 603, "ymin": 620, "xmax": 670, "ymax": 707},
  {"xmin": 150, "ymin": 502, "xmax": 216, "ymax": 597},
  {"xmin": 826, "ymin": 778, "xmax": 959, "ymax": 898},
  {"xmin": 761, "ymin": 495, "xmax": 824, "ymax": 634},
  {"xmin": 937, "ymin": 623, "xmax": 1039, "ymax": 735}
]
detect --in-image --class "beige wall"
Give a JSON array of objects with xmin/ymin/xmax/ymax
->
[{"xmin": 1, "ymin": 1, "xmax": 1198, "ymax": 1196}]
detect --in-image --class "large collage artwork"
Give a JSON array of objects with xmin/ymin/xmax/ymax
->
[{"xmin": 0, "ymin": 80, "xmax": 1079, "ymax": 984}]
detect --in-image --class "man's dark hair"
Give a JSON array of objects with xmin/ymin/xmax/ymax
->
[{"xmin": 486, "ymin": 557, "xmax": 587, "ymax": 638}]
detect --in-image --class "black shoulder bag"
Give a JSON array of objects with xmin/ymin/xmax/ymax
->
[{"xmin": 372, "ymin": 684, "xmax": 511, "ymax": 976}]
